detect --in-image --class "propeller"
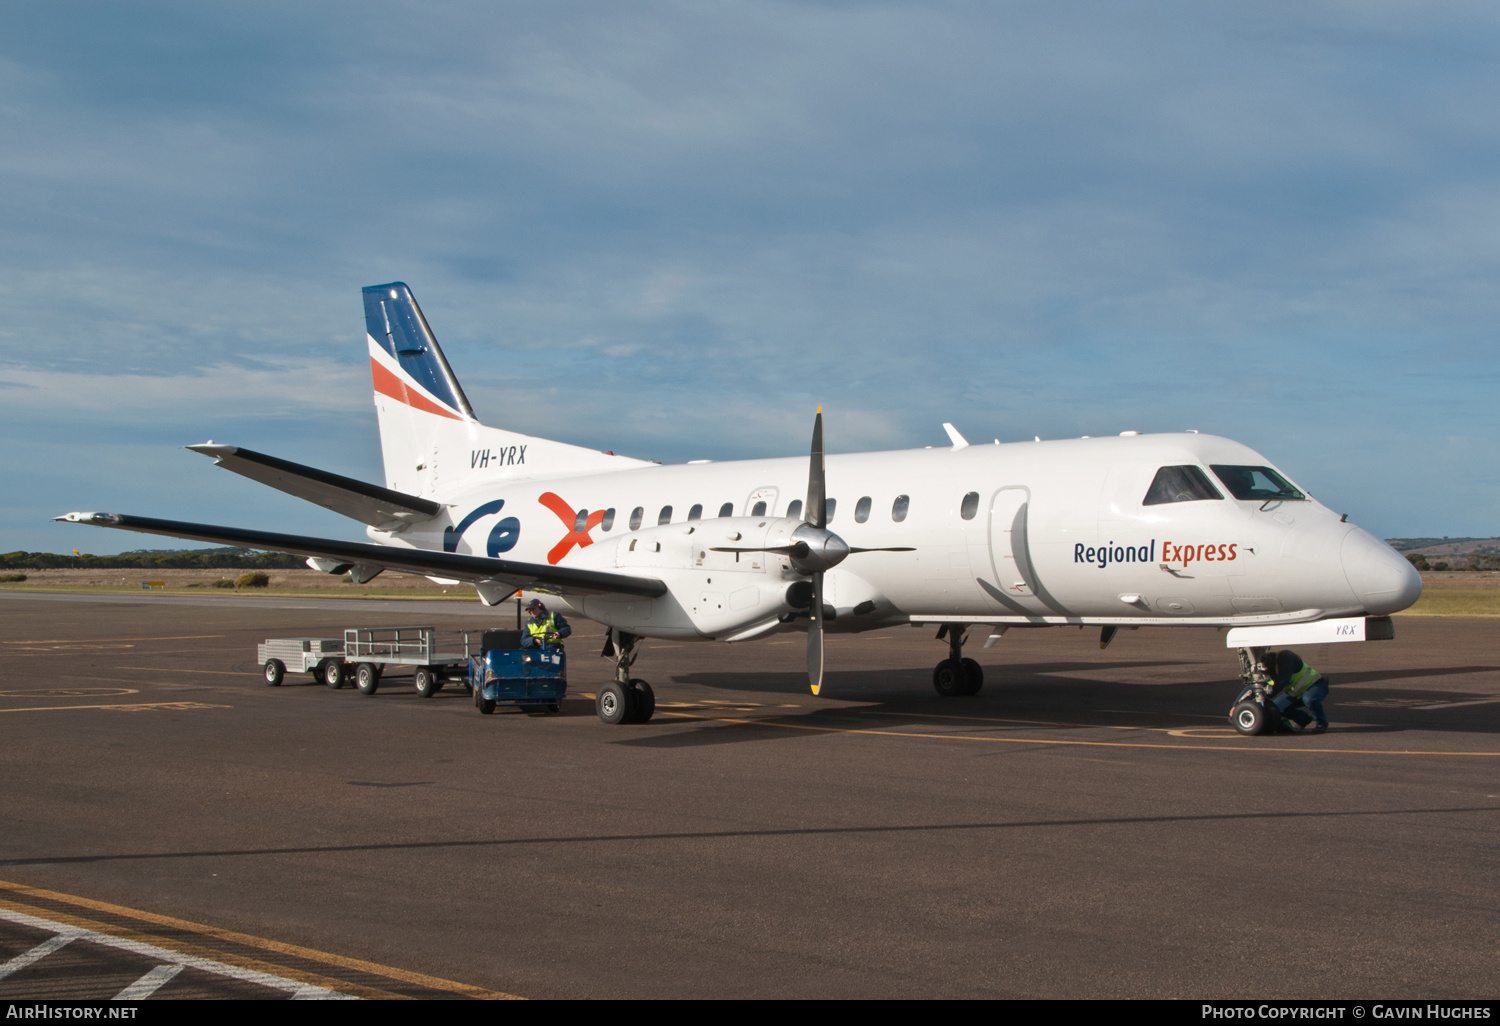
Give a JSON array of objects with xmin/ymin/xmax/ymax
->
[{"xmin": 709, "ymin": 406, "xmax": 911, "ymax": 696}]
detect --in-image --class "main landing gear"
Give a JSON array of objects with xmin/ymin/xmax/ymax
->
[
  {"xmin": 932, "ymin": 624, "xmax": 983, "ymax": 697},
  {"xmin": 597, "ymin": 628, "xmax": 655, "ymax": 724}
]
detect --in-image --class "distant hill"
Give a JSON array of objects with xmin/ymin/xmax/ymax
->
[
  {"xmin": 0, "ymin": 547, "xmax": 307, "ymax": 570},
  {"xmin": 1387, "ymin": 538, "xmax": 1500, "ymax": 557}
]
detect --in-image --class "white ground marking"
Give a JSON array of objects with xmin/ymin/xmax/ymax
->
[
  {"xmin": 112, "ymin": 963, "xmax": 184, "ymax": 1000},
  {"xmin": 0, "ymin": 907, "xmax": 356, "ymax": 999},
  {"xmin": 0, "ymin": 932, "xmax": 80, "ymax": 980}
]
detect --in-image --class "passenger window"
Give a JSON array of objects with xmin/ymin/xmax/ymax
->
[
  {"xmin": 787, "ymin": 499, "xmax": 803, "ymax": 520},
  {"xmin": 688, "ymin": 504, "xmax": 703, "ymax": 521},
  {"xmin": 751, "ymin": 500, "xmax": 767, "ymax": 516},
  {"xmin": 892, "ymin": 495, "xmax": 909, "ymax": 522},
  {"xmin": 658, "ymin": 505, "xmax": 673, "ymax": 525},
  {"xmin": 824, "ymin": 498, "xmax": 836, "ymax": 523},
  {"xmin": 601, "ymin": 508, "xmax": 615, "ymax": 532},
  {"xmin": 573, "ymin": 509, "xmax": 589, "ymax": 532},
  {"xmin": 718, "ymin": 502, "xmax": 733, "ymax": 518},
  {"xmin": 854, "ymin": 496, "xmax": 871, "ymax": 523},
  {"xmin": 1143, "ymin": 466, "xmax": 1223, "ymax": 505},
  {"xmin": 960, "ymin": 492, "xmax": 979, "ymax": 520},
  {"xmin": 1210, "ymin": 465, "xmax": 1305, "ymax": 502},
  {"xmin": 630, "ymin": 507, "xmax": 643, "ymax": 531}
]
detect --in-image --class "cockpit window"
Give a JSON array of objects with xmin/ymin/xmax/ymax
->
[
  {"xmin": 1210, "ymin": 465, "xmax": 1304, "ymax": 502},
  {"xmin": 1143, "ymin": 465, "xmax": 1223, "ymax": 505}
]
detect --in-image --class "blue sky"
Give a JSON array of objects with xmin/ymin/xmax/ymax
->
[{"xmin": 2, "ymin": 1, "xmax": 1497, "ymax": 553}]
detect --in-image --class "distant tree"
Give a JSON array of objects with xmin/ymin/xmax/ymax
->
[{"xmin": 1406, "ymin": 554, "xmax": 1430, "ymax": 571}]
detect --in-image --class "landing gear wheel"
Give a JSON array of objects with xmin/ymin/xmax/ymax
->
[
  {"xmin": 356, "ymin": 662, "xmax": 382, "ymax": 695},
  {"xmin": 322, "ymin": 660, "xmax": 346, "ymax": 689},
  {"xmin": 628, "ymin": 679, "xmax": 655, "ymax": 723},
  {"xmin": 475, "ymin": 687, "xmax": 496, "ymax": 715},
  {"xmin": 414, "ymin": 667, "xmax": 438, "ymax": 698},
  {"xmin": 263, "ymin": 659, "xmax": 284, "ymax": 687},
  {"xmin": 932, "ymin": 659, "xmax": 966, "ymax": 697},
  {"xmin": 597, "ymin": 681, "xmax": 632, "ymax": 725},
  {"xmin": 959, "ymin": 657, "xmax": 983, "ymax": 695},
  {"xmin": 1231, "ymin": 701, "xmax": 1269, "ymax": 736}
]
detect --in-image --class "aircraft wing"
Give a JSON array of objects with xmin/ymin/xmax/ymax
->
[
  {"xmin": 186, "ymin": 444, "xmax": 440, "ymax": 531},
  {"xmin": 53, "ymin": 512, "xmax": 667, "ymax": 599}
]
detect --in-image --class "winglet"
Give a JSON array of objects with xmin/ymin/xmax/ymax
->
[{"xmin": 942, "ymin": 423, "xmax": 969, "ymax": 450}]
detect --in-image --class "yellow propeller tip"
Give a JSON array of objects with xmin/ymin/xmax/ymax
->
[{"xmin": 816, "ymin": 404, "xmax": 822, "ymax": 414}]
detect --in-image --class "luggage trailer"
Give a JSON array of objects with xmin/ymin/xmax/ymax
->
[{"xmin": 257, "ymin": 625, "xmax": 566, "ymax": 712}]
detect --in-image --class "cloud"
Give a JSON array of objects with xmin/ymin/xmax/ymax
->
[{"xmin": 1, "ymin": 2, "xmax": 1498, "ymax": 548}]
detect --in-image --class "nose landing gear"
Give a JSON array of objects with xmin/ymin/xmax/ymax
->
[
  {"xmin": 1229, "ymin": 646, "xmax": 1282, "ymax": 736},
  {"xmin": 932, "ymin": 624, "xmax": 983, "ymax": 696}
]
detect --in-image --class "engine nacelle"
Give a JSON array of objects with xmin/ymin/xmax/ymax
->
[
  {"xmin": 566, "ymin": 517, "xmax": 899, "ymax": 639},
  {"xmin": 567, "ymin": 517, "xmax": 803, "ymax": 639}
]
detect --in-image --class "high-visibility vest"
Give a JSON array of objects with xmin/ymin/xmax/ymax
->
[
  {"xmin": 527, "ymin": 613, "xmax": 557, "ymax": 642},
  {"xmin": 1285, "ymin": 662, "xmax": 1322, "ymax": 699}
]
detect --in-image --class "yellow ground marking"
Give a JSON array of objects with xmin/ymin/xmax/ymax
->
[
  {"xmin": 0, "ymin": 881, "xmax": 519, "ymax": 999},
  {"xmin": 0, "ymin": 688, "xmax": 138, "ymax": 697},
  {"xmin": 652, "ymin": 709, "xmax": 1500, "ymax": 756},
  {"xmin": 0, "ymin": 701, "xmax": 231, "ymax": 714},
  {"xmin": 3, "ymin": 635, "xmax": 224, "ymax": 645}
]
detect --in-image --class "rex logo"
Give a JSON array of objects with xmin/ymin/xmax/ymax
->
[
  {"xmin": 443, "ymin": 500, "xmax": 521, "ymax": 556},
  {"xmin": 539, "ymin": 492, "xmax": 605, "ymax": 565}
]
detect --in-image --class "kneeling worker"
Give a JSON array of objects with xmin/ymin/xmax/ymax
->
[
  {"xmin": 1266, "ymin": 649, "xmax": 1330, "ymax": 733},
  {"xmin": 522, "ymin": 598, "xmax": 571, "ymax": 648}
]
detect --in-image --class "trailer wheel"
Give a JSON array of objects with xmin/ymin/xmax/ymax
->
[
  {"xmin": 597, "ymin": 681, "xmax": 632, "ymax": 725},
  {"xmin": 1231, "ymin": 701, "xmax": 1268, "ymax": 736},
  {"xmin": 628, "ymin": 679, "xmax": 655, "ymax": 723},
  {"xmin": 322, "ymin": 660, "xmax": 346, "ymax": 689},
  {"xmin": 414, "ymin": 667, "xmax": 438, "ymax": 698},
  {"xmin": 356, "ymin": 662, "xmax": 381, "ymax": 695},
  {"xmin": 263, "ymin": 659, "xmax": 284, "ymax": 687}
]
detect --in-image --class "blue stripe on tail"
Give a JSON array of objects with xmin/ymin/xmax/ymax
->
[{"xmin": 362, "ymin": 282, "xmax": 474, "ymax": 418}]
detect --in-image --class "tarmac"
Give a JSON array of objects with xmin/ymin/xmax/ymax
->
[{"xmin": 1, "ymin": 591, "xmax": 1497, "ymax": 999}]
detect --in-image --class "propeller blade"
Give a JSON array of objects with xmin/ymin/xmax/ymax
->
[
  {"xmin": 847, "ymin": 546, "xmax": 916, "ymax": 553},
  {"xmin": 806, "ymin": 406, "xmax": 825, "ymax": 529},
  {"xmin": 807, "ymin": 570, "xmax": 825, "ymax": 695}
]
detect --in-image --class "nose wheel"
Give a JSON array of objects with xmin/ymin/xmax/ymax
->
[{"xmin": 1229, "ymin": 646, "xmax": 1280, "ymax": 735}]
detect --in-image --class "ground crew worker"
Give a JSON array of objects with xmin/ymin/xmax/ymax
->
[
  {"xmin": 1265, "ymin": 649, "xmax": 1329, "ymax": 733},
  {"xmin": 522, "ymin": 599, "xmax": 571, "ymax": 648}
]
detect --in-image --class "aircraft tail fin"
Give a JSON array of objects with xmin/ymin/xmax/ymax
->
[{"xmin": 362, "ymin": 282, "xmax": 647, "ymax": 498}]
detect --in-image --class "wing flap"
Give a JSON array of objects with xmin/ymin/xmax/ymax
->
[
  {"xmin": 187, "ymin": 444, "xmax": 440, "ymax": 530},
  {"xmin": 54, "ymin": 512, "xmax": 666, "ymax": 599}
]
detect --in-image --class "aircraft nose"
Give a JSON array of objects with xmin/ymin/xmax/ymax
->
[{"xmin": 1341, "ymin": 527, "xmax": 1422, "ymax": 615}]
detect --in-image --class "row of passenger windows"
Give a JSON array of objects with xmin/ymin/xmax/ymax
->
[
  {"xmin": 572, "ymin": 493, "xmax": 927, "ymax": 533},
  {"xmin": 567, "ymin": 467, "xmax": 1298, "ymax": 534}
]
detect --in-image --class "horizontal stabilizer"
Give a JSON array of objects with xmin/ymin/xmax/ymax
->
[
  {"xmin": 54, "ymin": 512, "xmax": 667, "ymax": 599},
  {"xmin": 188, "ymin": 444, "xmax": 440, "ymax": 531}
]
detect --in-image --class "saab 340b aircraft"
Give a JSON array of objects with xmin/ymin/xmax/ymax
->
[{"xmin": 59, "ymin": 282, "xmax": 1422, "ymax": 729}]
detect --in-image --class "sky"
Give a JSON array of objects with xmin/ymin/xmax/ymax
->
[{"xmin": 2, "ymin": 1, "xmax": 1497, "ymax": 553}]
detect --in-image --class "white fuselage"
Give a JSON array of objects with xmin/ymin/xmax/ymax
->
[{"xmin": 369, "ymin": 431, "xmax": 1421, "ymax": 642}]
